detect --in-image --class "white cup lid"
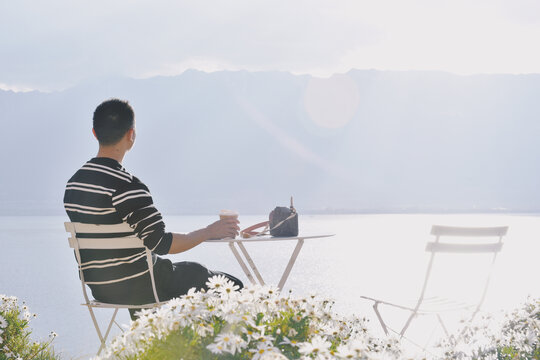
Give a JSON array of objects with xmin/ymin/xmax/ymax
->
[{"xmin": 219, "ymin": 209, "xmax": 238, "ymax": 216}]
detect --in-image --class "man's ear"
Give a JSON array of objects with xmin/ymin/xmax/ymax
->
[
  {"xmin": 129, "ymin": 128, "xmax": 136, "ymax": 142},
  {"xmin": 92, "ymin": 128, "xmax": 97, "ymax": 139}
]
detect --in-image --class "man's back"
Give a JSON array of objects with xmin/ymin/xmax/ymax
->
[{"xmin": 64, "ymin": 157, "xmax": 173, "ymax": 304}]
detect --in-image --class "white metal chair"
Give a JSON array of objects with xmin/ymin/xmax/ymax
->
[
  {"xmin": 65, "ymin": 222, "xmax": 166, "ymax": 355},
  {"xmin": 361, "ymin": 225, "xmax": 508, "ymax": 339}
]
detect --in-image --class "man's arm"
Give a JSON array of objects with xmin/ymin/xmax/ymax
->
[
  {"xmin": 168, "ymin": 217, "xmax": 240, "ymax": 254},
  {"xmin": 113, "ymin": 176, "xmax": 240, "ymax": 255},
  {"xmin": 113, "ymin": 179, "xmax": 172, "ymax": 255}
]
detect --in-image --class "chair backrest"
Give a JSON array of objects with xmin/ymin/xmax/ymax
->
[
  {"xmin": 65, "ymin": 222, "xmax": 161, "ymax": 305},
  {"xmin": 415, "ymin": 225, "xmax": 508, "ymax": 315},
  {"xmin": 426, "ymin": 225, "xmax": 507, "ymax": 254}
]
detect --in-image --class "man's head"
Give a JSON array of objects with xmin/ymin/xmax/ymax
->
[{"xmin": 93, "ymin": 99, "xmax": 135, "ymax": 146}]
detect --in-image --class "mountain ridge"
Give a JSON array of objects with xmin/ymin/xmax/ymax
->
[{"xmin": 1, "ymin": 69, "xmax": 540, "ymax": 215}]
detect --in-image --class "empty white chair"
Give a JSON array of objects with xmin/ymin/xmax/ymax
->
[
  {"xmin": 361, "ymin": 225, "xmax": 508, "ymax": 339},
  {"xmin": 65, "ymin": 222, "xmax": 166, "ymax": 355}
]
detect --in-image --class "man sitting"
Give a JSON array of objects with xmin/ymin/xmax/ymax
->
[{"xmin": 63, "ymin": 99, "xmax": 242, "ymax": 317}]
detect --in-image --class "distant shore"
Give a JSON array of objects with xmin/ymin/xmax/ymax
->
[{"xmin": 3, "ymin": 209, "xmax": 540, "ymax": 216}]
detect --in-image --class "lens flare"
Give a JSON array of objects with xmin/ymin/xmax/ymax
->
[{"xmin": 303, "ymin": 74, "xmax": 360, "ymax": 129}]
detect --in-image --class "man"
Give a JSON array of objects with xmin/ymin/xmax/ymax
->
[{"xmin": 64, "ymin": 99, "xmax": 242, "ymax": 314}]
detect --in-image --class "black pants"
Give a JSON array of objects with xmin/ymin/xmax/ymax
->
[{"xmin": 129, "ymin": 261, "xmax": 243, "ymax": 320}]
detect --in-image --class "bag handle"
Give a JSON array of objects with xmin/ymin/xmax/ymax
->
[{"xmin": 240, "ymin": 221, "xmax": 269, "ymax": 238}]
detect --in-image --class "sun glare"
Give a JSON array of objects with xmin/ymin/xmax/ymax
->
[{"xmin": 303, "ymin": 74, "xmax": 360, "ymax": 129}]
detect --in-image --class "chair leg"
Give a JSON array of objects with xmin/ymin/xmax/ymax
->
[
  {"xmin": 400, "ymin": 310, "xmax": 417, "ymax": 337},
  {"xmin": 114, "ymin": 318, "xmax": 125, "ymax": 332},
  {"xmin": 88, "ymin": 306, "xmax": 120, "ymax": 356},
  {"xmin": 87, "ymin": 306, "xmax": 106, "ymax": 355},
  {"xmin": 373, "ymin": 302, "xmax": 389, "ymax": 335},
  {"xmin": 423, "ymin": 320, "xmax": 440, "ymax": 351},
  {"xmin": 102, "ymin": 308, "xmax": 119, "ymax": 349},
  {"xmin": 436, "ymin": 314, "xmax": 449, "ymax": 337}
]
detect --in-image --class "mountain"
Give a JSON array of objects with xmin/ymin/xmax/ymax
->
[{"xmin": 1, "ymin": 69, "xmax": 540, "ymax": 215}]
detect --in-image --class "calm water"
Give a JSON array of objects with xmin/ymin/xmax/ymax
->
[{"xmin": 1, "ymin": 214, "xmax": 539, "ymax": 359}]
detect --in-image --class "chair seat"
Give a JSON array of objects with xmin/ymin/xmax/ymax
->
[
  {"xmin": 65, "ymin": 221, "xmax": 166, "ymax": 355},
  {"xmin": 84, "ymin": 299, "xmax": 167, "ymax": 309},
  {"xmin": 360, "ymin": 295, "xmax": 475, "ymax": 314}
]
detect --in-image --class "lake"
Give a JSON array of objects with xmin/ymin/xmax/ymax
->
[{"xmin": 1, "ymin": 214, "xmax": 539, "ymax": 359}]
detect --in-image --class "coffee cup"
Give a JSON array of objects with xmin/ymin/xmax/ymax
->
[
  {"xmin": 219, "ymin": 209, "xmax": 238, "ymax": 221},
  {"xmin": 219, "ymin": 210, "xmax": 238, "ymax": 239}
]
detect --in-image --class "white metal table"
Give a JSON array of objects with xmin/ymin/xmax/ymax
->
[{"xmin": 205, "ymin": 234, "xmax": 334, "ymax": 290}]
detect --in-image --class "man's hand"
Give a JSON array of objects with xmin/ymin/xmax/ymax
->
[
  {"xmin": 168, "ymin": 218, "xmax": 240, "ymax": 254},
  {"xmin": 205, "ymin": 218, "xmax": 240, "ymax": 240}
]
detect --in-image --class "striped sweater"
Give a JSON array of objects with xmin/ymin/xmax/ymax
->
[{"xmin": 64, "ymin": 157, "xmax": 173, "ymax": 304}]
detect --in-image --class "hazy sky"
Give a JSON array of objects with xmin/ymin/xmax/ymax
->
[{"xmin": 1, "ymin": 0, "xmax": 540, "ymax": 91}]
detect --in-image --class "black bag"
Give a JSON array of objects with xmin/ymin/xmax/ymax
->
[{"xmin": 269, "ymin": 198, "xmax": 298, "ymax": 237}]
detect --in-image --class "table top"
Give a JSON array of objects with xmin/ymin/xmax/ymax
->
[{"xmin": 205, "ymin": 234, "xmax": 334, "ymax": 243}]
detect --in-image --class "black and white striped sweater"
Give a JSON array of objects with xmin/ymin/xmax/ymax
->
[{"xmin": 63, "ymin": 157, "xmax": 173, "ymax": 304}]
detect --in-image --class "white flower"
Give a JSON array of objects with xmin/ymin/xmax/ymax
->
[
  {"xmin": 93, "ymin": 284, "xmax": 408, "ymax": 360},
  {"xmin": 206, "ymin": 342, "xmax": 225, "ymax": 354},
  {"xmin": 298, "ymin": 335, "xmax": 331, "ymax": 356},
  {"xmin": 335, "ymin": 343, "xmax": 356, "ymax": 359},
  {"xmin": 220, "ymin": 302, "xmax": 243, "ymax": 323},
  {"xmin": 241, "ymin": 327, "xmax": 257, "ymax": 342},
  {"xmin": 250, "ymin": 342, "xmax": 280, "ymax": 360},
  {"xmin": 524, "ymin": 329, "xmax": 538, "ymax": 346},
  {"xmin": 231, "ymin": 334, "xmax": 248, "ymax": 354},
  {"xmin": 237, "ymin": 313, "xmax": 257, "ymax": 328},
  {"xmin": 319, "ymin": 322, "xmax": 340, "ymax": 337},
  {"xmin": 206, "ymin": 332, "xmax": 247, "ymax": 355},
  {"xmin": 346, "ymin": 336, "xmax": 369, "ymax": 354},
  {"xmin": 221, "ymin": 281, "xmax": 240, "ymax": 295},
  {"xmin": 184, "ymin": 287, "xmax": 204, "ymax": 302},
  {"xmin": 194, "ymin": 322, "xmax": 213, "ymax": 337},
  {"xmin": 252, "ymin": 329, "xmax": 275, "ymax": 345},
  {"xmin": 23, "ymin": 311, "xmax": 32, "ymax": 321},
  {"xmin": 0, "ymin": 315, "xmax": 7, "ymax": 328},
  {"xmin": 280, "ymin": 336, "xmax": 300, "ymax": 347},
  {"xmin": 216, "ymin": 332, "xmax": 247, "ymax": 355},
  {"xmin": 205, "ymin": 274, "xmax": 229, "ymax": 290}
]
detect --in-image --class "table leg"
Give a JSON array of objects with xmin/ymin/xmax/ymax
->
[
  {"xmin": 278, "ymin": 238, "xmax": 304, "ymax": 290},
  {"xmin": 237, "ymin": 241, "xmax": 265, "ymax": 285},
  {"xmin": 228, "ymin": 242, "xmax": 256, "ymax": 285}
]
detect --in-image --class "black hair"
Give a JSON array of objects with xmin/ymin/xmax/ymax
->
[{"xmin": 92, "ymin": 99, "xmax": 135, "ymax": 145}]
